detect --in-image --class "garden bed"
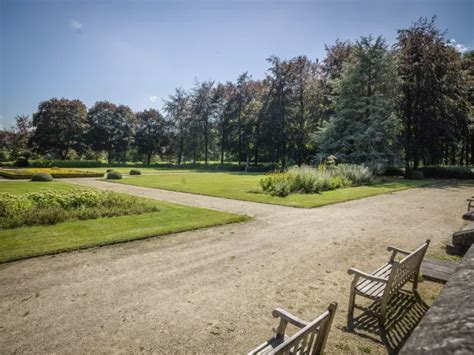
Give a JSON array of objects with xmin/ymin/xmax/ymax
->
[{"xmin": 0, "ymin": 168, "xmax": 103, "ymax": 179}]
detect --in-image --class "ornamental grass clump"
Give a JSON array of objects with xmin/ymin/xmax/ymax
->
[
  {"xmin": 0, "ymin": 189, "xmax": 160, "ymax": 229},
  {"xmin": 259, "ymin": 164, "xmax": 374, "ymax": 197}
]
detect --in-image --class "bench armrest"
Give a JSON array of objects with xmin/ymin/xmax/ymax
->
[
  {"xmin": 272, "ymin": 308, "xmax": 308, "ymax": 329},
  {"xmin": 387, "ymin": 246, "xmax": 411, "ymax": 255},
  {"xmin": 348, "ymin": 268, "xmax": 389, "ymax": 283}
]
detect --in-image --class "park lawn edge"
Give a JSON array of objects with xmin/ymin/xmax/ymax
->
[
  {"xmin": 107, "ymin": 177, "xmax": 440, "ymax": 208},
  {"xmin": 0, "ymin": 201, "xmax": 250, "ymax": 263}
]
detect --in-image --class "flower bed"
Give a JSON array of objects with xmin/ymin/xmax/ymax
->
[{"xmin": 0, "ymin": 168, "xmax": 103, "ymax": 179}]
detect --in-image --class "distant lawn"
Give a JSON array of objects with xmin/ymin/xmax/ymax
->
[
  {"xmin": 0, "ymin": 181, "xmax": 248, "ymax": 263},
  {"xmin": 110, "ymin": 171, "xmax": 437, "ymax": 208}
]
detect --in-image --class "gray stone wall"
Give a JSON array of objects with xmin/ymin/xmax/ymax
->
[{"xmin": 401, "ymin": 246, "xmax": 474, "ymax": 354}]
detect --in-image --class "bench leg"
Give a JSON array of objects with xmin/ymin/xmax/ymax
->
[{"xmin": 347, "ymin": 287, "xmax": 356, "ymax": 329}]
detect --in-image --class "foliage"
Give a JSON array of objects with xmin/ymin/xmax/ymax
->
[
  {"xmin": 106, "ymin": 170, "xmax": 122, "ymax": 179},
  {"xmin": 419, "ymin": 166, "xmax": 474, "ymax": 179},
  {"xmin": 0, "ymin": 168, "xmax": 102, "ymax": 179},
  {"xmin": 31, "ymin": 98, "xmax": 88, "ymax": 159},
  {"xmin": 405, "ymin": 169, "xmax": 425, "ymax": 180},
  {"xmin": 31, "ymin": 172, "xmax": 53, "ymax": 182},
  {"xmin": 129, "ymin": 169, "xmax": 141, "ymax": 175},
  {"xmin": 259, "ymin": 164, "xmax": 374, "ymax": 196},
  {"xmin": 87, "ymin": 101, "xmax": 136, "ymax": 163},
  {"xmin": 316, "ymin": 36, "xmax": 400, "ymax": 171},
  {"xmin": 0, "ymin": 189, "xmax": 160, "ymax": 229},
  {"xmin": 396, "ymin": 17, "xmax": 469, "ymax": 168},
  {"xmin": 135, "ymin": 109, "xmax": 169, "ymax": 164}
]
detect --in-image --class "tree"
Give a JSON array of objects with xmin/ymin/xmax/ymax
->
[
  {"xmin": 10, "ymin": 114, "xmax": 32, "ymax": 159},
  {"xmin": 164, "ymin": 88, "xmax": 191, "ymax": 165},
  {"xmin": 32, "ymin": 98, "xmax": 88, "ymax": 159},
  {"xmin": 191, "ymin": 81, "xmax": 215, "ymax": 164},
  {"xmin": 316, "ymin": 36, "xmax": 400, "ymax": 170},
  {"xmin": 396, "ymin": 17, "xmax": 469, "ymax": 168},
  {"xmin": 87, "ymin": 101, "xmax": 136, "ymax": 163},
  {"xmin": 135, "ymin": 109, "xmax": 169, "ymax": 164}
]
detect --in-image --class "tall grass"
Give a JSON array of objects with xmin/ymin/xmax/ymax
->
[
  {"xmin": 0, "ymin": 189, "xmax": 160, "ymax": 229},
  {"xmin": 259, "ymin": 164, "xmax": 374, "ymax": 197}
]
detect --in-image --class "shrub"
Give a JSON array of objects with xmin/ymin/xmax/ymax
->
[
  {"xmin": 130, "ymin": 169, "xmax": 142, "ymax": 175},
  {"xmin": 106, "ymin": 169, "xmax": 113, "ymax": 173},
  {"xmin": 106, "ymin": 171, "xmax": 122, "ymax": 179},
  {"xmin": 15, "ymin": 157, "xmax": 29, "ymax": 167},
  {"xmin": 31, "ymin": 172, "xmax": 53, "ymax": 182},
  {"xmin": 419, "ymin": 166, "xmax": 474, "ymax": 179},
  {"xmin": 0, "ymin": 189, "xmax": 160, "ymax": 229},
  {"xmin": 259, "ymin": 164, "xmax": 374, "ymax": 197},
  {"xmin": 330, "ymin": 164, "xmax": 373, "ymax": 185},
  {"xmin": 405, "ymin": 169, "xmax": 424, "ymax": 180}
]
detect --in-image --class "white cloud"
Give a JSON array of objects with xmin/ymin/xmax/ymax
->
[
  {"xmin": 70, "ymin": 19, "xmax": 83, "ymax": 34},
  {"xmin": 149, "ymin": 95, "xmax": 160, "ymax": 103},
  {"xmin": 449, "ymin": 39, "xmax": 468, "ymax": 54}
]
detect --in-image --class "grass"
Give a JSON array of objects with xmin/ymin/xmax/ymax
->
[
  {"xmin": 107, "ymin": 171, "xmax": 437, "ymax": 208},
  {"xmin": 0, "ymin": 181, "xmax": 248, "ymax": 263},
  {"xmin": 0, "ymin": 181, "xmax": 79, "ymax": 194}
]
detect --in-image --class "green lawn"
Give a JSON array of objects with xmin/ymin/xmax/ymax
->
[
  {"xmin": 0, "ymin": 180, "xmax": 79, "ymax": 194},
  {"xmin": 109, "ymin": 171, "xmax": 437, "ymax": 208},
  {"xmin": 0, "ymin": 181, "xmax": 248, "ymax": 263}
]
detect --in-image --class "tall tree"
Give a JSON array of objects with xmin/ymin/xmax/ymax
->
[
  {"xmin": 10, "ymin": 114, "xmax": 32, "ymax": 159},
  {"xmin": 316, "ymin": 36, "xmax": 400, "ymax": 169},
  {"xmin": 164, "ymin": 88, "xmax": 191, "ymax": 165},
  {"xmin": 32, "ymin": 98, "xmax": 88, "ymax": 159},
  {"xmin": 191, "ymin": 80, "xmax": 214, "ymax": 164},
  {"xmin": 135, "ymin": 109, "xmax": 169, "ymax": 164},
  {"xmin": 87, "ymin": 101, "xmax": 135, "ymax": 163},
  {"xmin": 396, "ymin": 17, "xmax": 469, "ymax": 168}
]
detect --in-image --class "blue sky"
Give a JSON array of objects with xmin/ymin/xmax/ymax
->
[{"xmin": 1, "ymin": 0, "xmax": 472, "ymax": 128}]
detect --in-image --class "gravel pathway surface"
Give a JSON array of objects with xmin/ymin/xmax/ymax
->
[{"xmin": 1, "ymin": 179, "xmax": 472, "ymax": 354}]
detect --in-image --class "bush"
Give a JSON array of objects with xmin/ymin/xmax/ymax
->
[
  {"xmin": 31, "ymin": 172, "xmax": 53, "ymax": 182},
  {"xmin": 259, "ymin": 164, "xmax": 374, "ymax": 197},
  {"xmin": 405, "ymin": 169, "xmax": 424, "ymax": 180},
  {"xmin": 419, "ymin": 166, "xmax": 474, "ymax": 179},
  {"xmin": 15, "ymin": 157, "xmax": 29, "ymax": 167},
  {"xmin": 106, "ymin": 170, "xmax": 122, "ymax": 179},
  {"xmin": 0, "ymin": 189, "xmax": 160, "ymax": 229},
  {"xmin": 106, "ymin": 169, "xmax": 113, "ymax": 173},
  {"xmin": 384, "ymin": 166, "xmax": 405, "ymax": 177},
  {"xmin": 130, "ymin": 169, "xmax": 142, "ymax": 175}
]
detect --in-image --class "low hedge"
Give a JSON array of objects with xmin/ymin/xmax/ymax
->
[
  {"xmin": 130, "ymin": 169, "xmax": 142, "ymax": 175},
  {"xmin": 0, "ymin": 168, "xmax": 103, "ymax": 180},
  {"xmin": 419, "ymin": 166, "xmax": 474, "ymax": 179}
]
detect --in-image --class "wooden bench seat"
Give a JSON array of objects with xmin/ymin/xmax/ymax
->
[
  {"xmin": 248, "ymin": 303, "xmax": 337, "ymax": 355},
  {"xmin": 348, "ymin": 240, "xmax": 430, "ymax": 326}
]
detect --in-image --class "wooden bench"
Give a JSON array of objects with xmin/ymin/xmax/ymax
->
[
  {"xmin": 248, "ymin": 303, "xmax": 337, "ymax": 355},
  {"xmin": 347, "ymin": 240, "xmax": 430, "ymax": 326}
]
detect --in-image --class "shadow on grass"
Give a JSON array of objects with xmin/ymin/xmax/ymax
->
[{"xmin": 346, "ymin": 290, "xmax": 430, "ymax": 354}]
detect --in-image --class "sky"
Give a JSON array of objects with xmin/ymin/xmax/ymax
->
[{"xmin": 1, "ymin": 0, "xmax": 473, "ymax": 129}]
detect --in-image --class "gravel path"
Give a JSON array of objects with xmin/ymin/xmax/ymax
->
[{"xmin": 1, "ymin": 179, "xmax": 472, "ymax": 354}]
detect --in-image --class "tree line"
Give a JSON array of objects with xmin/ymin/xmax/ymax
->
[{"xmin": 1, "ymin": 18, "xmax": 473, "ymax": 171}]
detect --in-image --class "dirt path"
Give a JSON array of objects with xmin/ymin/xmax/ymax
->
[{"xmin": 1, "ymin": 180, "xmax": 472, "ymax": 354}]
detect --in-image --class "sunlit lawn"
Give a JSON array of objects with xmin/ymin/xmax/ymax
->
[
  {"xmin": 0, "ymin": 181, "xmax": 248, "ymax": 262},
  {"xmin": 109, "ymin": 171, "xmax": 437, "ymax": 208}
]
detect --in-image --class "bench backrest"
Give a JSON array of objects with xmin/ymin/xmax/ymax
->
[
  {"xmin": 271, "ymin": 303, "xmax": 337, "ymax": 355},
  {"xmin": 384, "ymin": 240, "xmax": 430, "ymax": 299}
]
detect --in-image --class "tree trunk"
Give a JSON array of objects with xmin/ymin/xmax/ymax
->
[
  {"xmin": 178, "ymin": 131, "xmax": 184, "ymax": 165},
  {"xmin": 220, "ymin": 125, "xmax": 225, "ymax": 165},
  {"xmin": 147, "ymin": 153, "xmax": 152, "ymax": 165},
  {"xmin": 204, "ymin": 116, "xmax": 208, "ymax": 165}
]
